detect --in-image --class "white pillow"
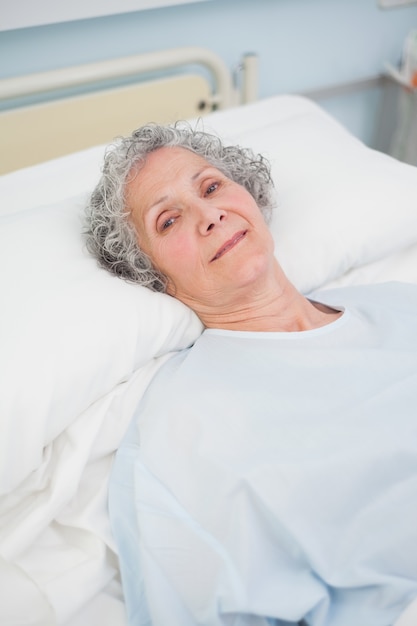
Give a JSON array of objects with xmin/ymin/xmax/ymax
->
[
  {"xmin": 0, "ymin": 144, "xmax": 106, "ymax": 216},
  {"xmin": 0, "ymin": 197, "xmax": 203, "ymax": 493}
]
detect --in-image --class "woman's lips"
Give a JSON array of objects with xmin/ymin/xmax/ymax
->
[{"xmin": 210, "ymin": 230, "xmax": 247, "ymax": 262}]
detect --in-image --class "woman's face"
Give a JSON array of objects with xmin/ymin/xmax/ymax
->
[{"xmin": 127, "ymin": 146, "xmax": 276, "ymax": 315}]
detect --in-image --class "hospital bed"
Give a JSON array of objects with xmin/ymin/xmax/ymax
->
[{"xmin": 0, "ymin": 46, "xmax": 416, "ymax": 626}]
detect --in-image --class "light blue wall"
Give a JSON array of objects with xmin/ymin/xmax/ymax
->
[{"xmin": 1, "ymin": 0, "xmax": 416, "ymax": 145}]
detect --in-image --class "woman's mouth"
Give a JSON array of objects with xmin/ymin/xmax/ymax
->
[{"xmin": 210, "ymin": 230, "xmax": 247, "ymax": 262}]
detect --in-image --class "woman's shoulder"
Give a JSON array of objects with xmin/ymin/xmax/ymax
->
[{"xmin": 311, "ymin": 281, "xmax": 417, "ymax": 311}]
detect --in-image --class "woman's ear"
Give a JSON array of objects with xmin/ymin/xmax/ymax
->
[{"xmin": 165, "ymin": 279, "xmax": 177, "ymax": 298}]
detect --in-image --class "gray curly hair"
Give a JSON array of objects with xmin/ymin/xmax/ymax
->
[{"xmin": 85, "ymin": 122, "xmax": 276, "ymax": 292}]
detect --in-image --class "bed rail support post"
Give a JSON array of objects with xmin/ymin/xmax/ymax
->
[{"xmin": 240, "ymin": 53, "xmax": 259, "ymax": 104}]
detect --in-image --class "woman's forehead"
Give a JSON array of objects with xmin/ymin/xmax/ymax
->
[
  {"xmin": 129, "ymin": 147, "xmax": 214, "ymax": 191},
  {"xmin": 126, "ymin": 146, "xmax": 215, "ymax": 213}
]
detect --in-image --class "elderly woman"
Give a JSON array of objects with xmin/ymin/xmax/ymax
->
[{"xmin": 86, "ymin": 124, "xmax": 417, "ymax": 626}]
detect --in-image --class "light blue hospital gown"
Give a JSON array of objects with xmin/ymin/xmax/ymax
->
[{"xmin": 109, "ymin": 282, "xmax": 417, "ymax": 626}]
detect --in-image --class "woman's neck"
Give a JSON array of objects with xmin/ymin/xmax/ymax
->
[
  {"xmin": 202, "ymin": 293, "xmax": 340, "ymax": 333},
  {"xmin": 196, "ymin": 267, "xmax": 341, "ymax": 333}
]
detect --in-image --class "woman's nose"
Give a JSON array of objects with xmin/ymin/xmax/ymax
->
[{"xmin": 197, "ymin": 204, "xmax": 226, "ymax": 234}]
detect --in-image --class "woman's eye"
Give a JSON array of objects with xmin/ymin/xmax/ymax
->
[
  {"xmin": 205, "ymin": 182, "xmax": 219, "ymax": 195},
  {"xmin": 159, "ymin": 216, "xmax": 176, "ymax": 231}
]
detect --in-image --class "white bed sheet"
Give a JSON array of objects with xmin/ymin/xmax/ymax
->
[{"xmin": 1, "ymin": 94, "xmax": 417, "ymax": 626}]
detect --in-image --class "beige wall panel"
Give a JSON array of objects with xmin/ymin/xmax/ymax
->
[{"xmin": 0, "ymin": 75, "xmax": 211, "ymax": 174}]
